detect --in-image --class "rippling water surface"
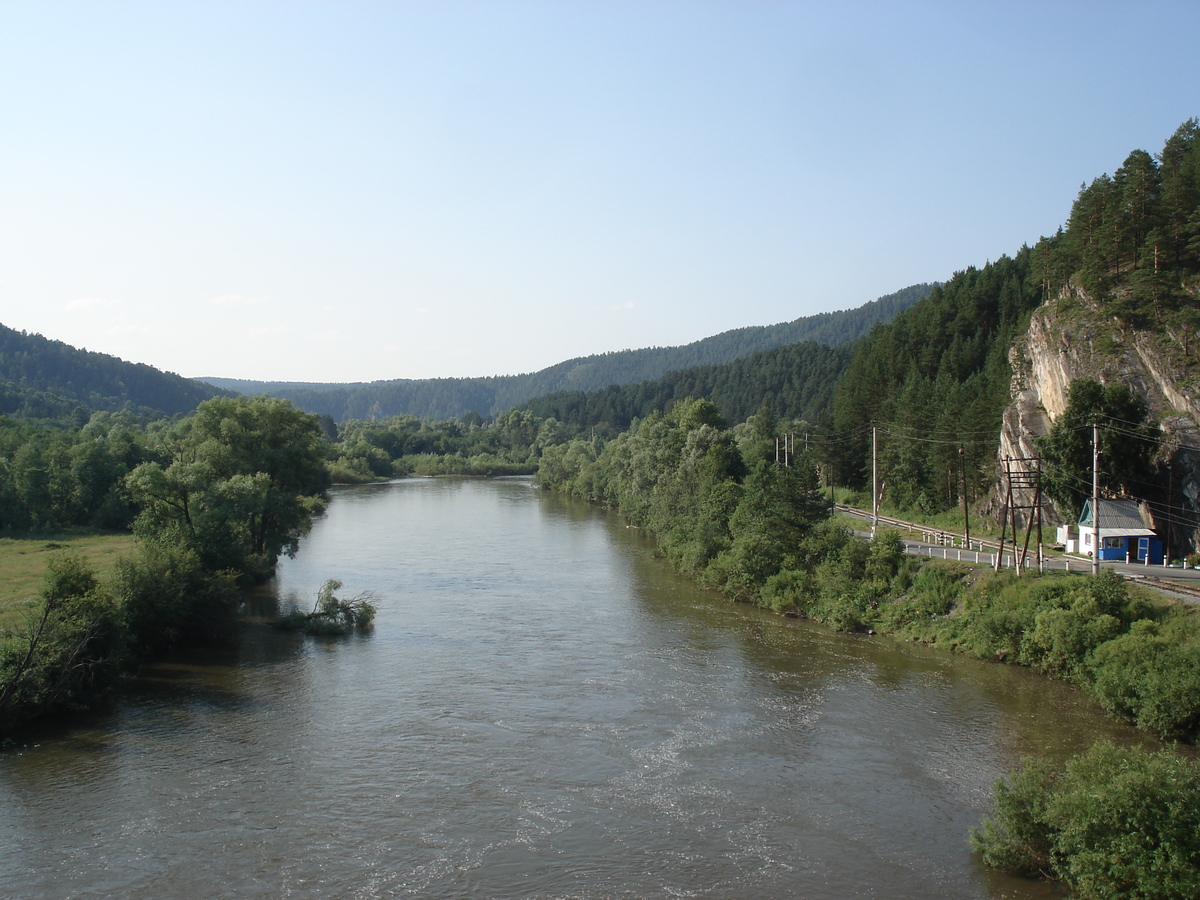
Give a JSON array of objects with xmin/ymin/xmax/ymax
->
[{"xmin": 1, "ymin": 478, "xmax": 1136, "ymax": 898}]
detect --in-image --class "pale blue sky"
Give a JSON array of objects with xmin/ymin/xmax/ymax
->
[{"xmin": 2, "ymin": 1, "xmax": 1198, "ymax": 382}]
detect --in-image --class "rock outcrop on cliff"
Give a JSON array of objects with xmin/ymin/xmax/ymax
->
[{"xmin": 1000, "ymin": 287, "xmax": 1200, "ymax": 552}]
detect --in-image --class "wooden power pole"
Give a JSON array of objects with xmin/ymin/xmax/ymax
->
[{"xmin": 1092, "ymin": 422, "xmax": 1101, "ymax": 576}]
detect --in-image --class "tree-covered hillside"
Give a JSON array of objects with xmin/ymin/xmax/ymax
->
[
  {"xmin": 202, "ymin": 283, "xmax": 932, "ymax": 421},
  {"xmin": 523, "ymin": 340, "xmax": 850, "ymax": 433},
  {"xmin": 831, "ymin": 252, "xmax": 1039, "ymax": 510},
  {"xmin": 829, "ymin": 117, "xmax": 1200, "ymax": 520},
  {"xmin": 1034, "ymin": 117, "xmax": 1200, "ymax": 325},
  {"xmin": 0, "ymin": 323, "xmax": 227, "ymax": 420}
]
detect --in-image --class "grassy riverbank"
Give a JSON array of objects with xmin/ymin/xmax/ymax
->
[{"xmin": 0, "ymin": 533, "xmax": 135, "ymax": 633}]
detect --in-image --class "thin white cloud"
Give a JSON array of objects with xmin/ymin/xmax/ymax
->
[
  {"xmin": 247, "ymin": 325, "xmax": 289, "ymax": 337},
  {"xmin": 308, "ymin": 328, "xmax": 343, "ymax": 341},
  {"xmin": 210, "ymin": 294, "xmax": 263, "ymax": 307},
  {"xmin": 106, "ymin": 321, "xmax": 152, "ymax": 336},
  {"xmin": 609, "ymin": 301, "xmax": 635, "ymax": 311},
  {"xmin": 66, "ymin": 297, "xmax": 122, "ymax": 311}
]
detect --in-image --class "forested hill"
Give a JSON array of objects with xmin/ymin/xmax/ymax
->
[
  {"xmin": 827, "ymin": 117, "xmax": 1200, "ymax": 517},
  {"xmin": 200, "ymin": 283, "xmax": 933, "ymax": 421},
  {"xmin": 830, "ymin": 251, "xmax": 1039, "ymax": 509},
  {"xmin": 523, "ymin": 340, "xmax": 850, "ymax": 433},
  {"xmin": 0, "ymin": 322, "xmax": 227, "ymax": 420}
]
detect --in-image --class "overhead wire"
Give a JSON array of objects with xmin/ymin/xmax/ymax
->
[{"xmin": 847, "ymin": 407, "xmax": 1200, "ymax": 540}]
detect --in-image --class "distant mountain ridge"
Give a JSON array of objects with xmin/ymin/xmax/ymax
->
[
  {"xmin": 200, "ymin": 283, "xmax": 934, "ymax": 421},
  {"xmin": 0, "ymin": 322, "xmax": 227, "ymax": 420}
]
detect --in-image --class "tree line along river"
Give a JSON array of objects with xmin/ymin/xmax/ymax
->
[{"xmin": 0, "ymin": 477, "xmax": 1143, "ymax": 899}]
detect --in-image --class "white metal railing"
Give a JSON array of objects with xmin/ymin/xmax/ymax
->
[{"xmin": 900, "ymin": 543, "xmax": 1093, "ymax": 573}]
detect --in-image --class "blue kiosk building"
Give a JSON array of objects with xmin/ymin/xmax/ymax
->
[{"xmin": 1079, "ymin": 499, "xmax": 1163, "ymax": 564}]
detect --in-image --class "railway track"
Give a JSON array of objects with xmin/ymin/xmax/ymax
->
[{"xmin": 1137, "ymin": 576, "xmax": 1200, "ymax": 601}]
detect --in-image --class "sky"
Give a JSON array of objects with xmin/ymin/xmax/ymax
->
[{"xmin": 2, "ymin": 1, "xmax": 1199, "ymax": 384}]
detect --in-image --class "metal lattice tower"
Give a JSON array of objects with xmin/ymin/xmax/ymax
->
[{"xmin": 995, "ymin": 456, "xmax": 1045, "ymax": 575}]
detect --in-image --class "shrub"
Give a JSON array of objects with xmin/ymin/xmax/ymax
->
[
  {"xmin": 864, "ymin": 530, "xmax": 905, "ymax": 582},
  {"xmin": 907, "ymin": 563, "xmax": 962, "ymax": 615},
  {"xmin": 1090, "ymin": 620, "xmax": 1200, "ymax": 739},
  {"xmin": 328, "ymin": 456, "xmax": 384, "ymax": 484},
  {"xmin": 875, "ymin": 563, "xmax": 965, "ymax": 632},
  {"xmin": 109, "ymin": 542, "xmax": 239, "ymax": 657},
  {"xmin": 970, "ymin": 755, "xmax": 1059, "ymax": 876},
  {"xmin": 1020, "ymin": 596, "xmax": 1123, "ymax": 678},
  {"xmin": 828, "ymin": 580, "xmax": 884, "ymax": 631},
  {"xmin": 0, "ymin": 553, "xmax": 121, "ymax": 730},
  {"xmin": 759, "ymin": 569, "xmax": 815, "ymax": 616},
  {"xmin": 276, "ymin": 579, "xmax": 377, "ymax": 635},
  {"xmin": 973, "ymin": 741, "xmax": 1200, "ymax": 900}
]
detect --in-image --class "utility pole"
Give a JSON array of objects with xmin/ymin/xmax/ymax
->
[
  {"xmin": 995, "ymin": 457, "xmax": 1008, "ymax": 573},
  {"xmin": 1167, "ymin": 460, "xmax": 1174, "ymax": 564},
  {"xmin": 831, "ymin": 461, "xmax": 836, "ymax": 516},
  {"xmin": 1018, "ymin": 459, "xmax": 1044, "ymax": 575},
  {"xmin": 872, "ymin": 426, "xmax": 878, "ymax": 537},
  {"xmin": 1092, "ymin": 422, "xmax": 1101, "ymax": 576},
  {"xmin": 959, "ymin": 447, "xmax": 970, "ymax": 550}
]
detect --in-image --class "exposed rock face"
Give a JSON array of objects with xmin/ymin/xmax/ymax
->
[{"xmin": 999, "ymin": 289, "xmax": 1200, "ymax": 552}]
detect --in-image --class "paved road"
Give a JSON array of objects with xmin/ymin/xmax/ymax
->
[
  {"xmin": 902, "ymin": 535, "xmax": 1200, "ymax": 580},
  {"xmin": 840, "ymin": 506, "xmax": 1200, "ymax": 601}
]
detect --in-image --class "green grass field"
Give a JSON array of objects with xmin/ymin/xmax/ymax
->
[{"xmin": 0, "ymin": 533, "xmax": 135, "ymax": 633}]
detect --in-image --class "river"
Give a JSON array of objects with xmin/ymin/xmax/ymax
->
[{"xmin": 1, "ymin": 477, "xmax": 1139, "ymax": 898}]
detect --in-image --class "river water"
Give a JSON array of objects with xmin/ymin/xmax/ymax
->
[{"xmin": 1, "ymin": 478, "xmax": 1140, "ymax": 898}]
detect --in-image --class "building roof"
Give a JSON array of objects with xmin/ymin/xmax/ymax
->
[{"xmin": 1078, "ymin": 499, "xmax": 1157, "ymax": 537}]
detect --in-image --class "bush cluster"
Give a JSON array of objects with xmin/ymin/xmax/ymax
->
[
  {"xmin": 327, "ymin": 410, "xmax": 553, "ymax": 482},
  {"xmin": 1, "ymin": 396, "xmax": 332, "ymax": 733},
  {"xmin": 0, "ymin": 547, "xmax": 238, "ymax": 732},
  {"xmin": 275, "ymin": 579, "xmax": 377, "ymax": 636},
  {"xmin": 973, "ymin": 741, "xmax": 1200, "ymax": 900},
  {"xmin": 890, "ymin": 569, "xmax": 1200, "ymax": 741}
]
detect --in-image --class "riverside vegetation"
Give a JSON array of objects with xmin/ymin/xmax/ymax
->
[
  {"xmin": 0, "ymin": 395, "xmax": 335, "ymax": 733},
  {"xmin": 275, "ymin": 578, "xmax": 377, "ymax": 636},
  {"xmin": 971, "ymin": 741, "xmax": 1200, "ymax": 900}
]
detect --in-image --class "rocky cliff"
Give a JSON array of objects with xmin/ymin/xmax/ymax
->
[{"xmin": 999, "ymin": 287, "xmax": 1200, "ymax": 552}]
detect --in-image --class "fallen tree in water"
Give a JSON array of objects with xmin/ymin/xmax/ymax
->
[{"xmin": 275, "ymin": 579, "xmax": 377, "ymax": 636}]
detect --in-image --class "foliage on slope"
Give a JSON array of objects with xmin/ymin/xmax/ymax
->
[
  {"xmin": 1034, "ymin": 118, "xmax": 1200, "ymax": 327},
  {"xmin": 828, "ymin": 118, "xmax": 1200, "ymax": 523},
  {"xmin": 0, "ymin": 322, "xmax": 227, "ymax": 420},
  {"xmin": 830, "ymin": 250, "xmax": 1041, "ymax": 509},
  {"xmin": 521, "ymin": 340, "xmax": 850, "ymax": 433}
]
